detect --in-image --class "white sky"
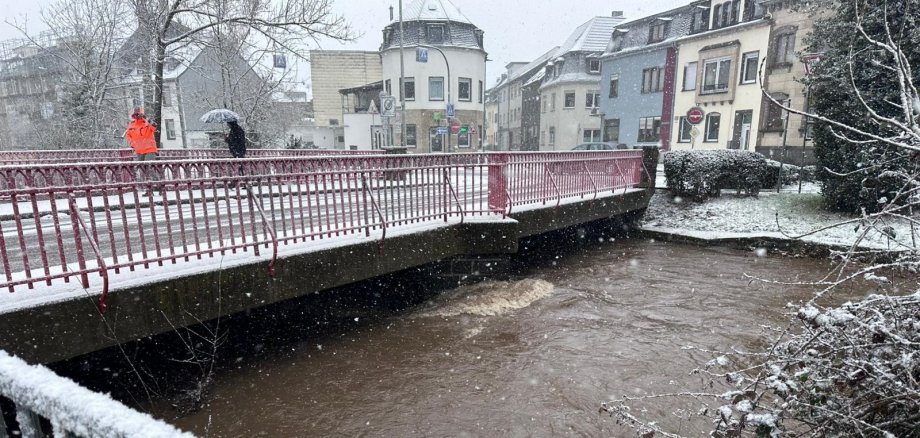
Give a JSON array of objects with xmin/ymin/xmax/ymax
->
[{"xmin": 1, "ymin": 0, "xmax": 688, "ymax": 87}]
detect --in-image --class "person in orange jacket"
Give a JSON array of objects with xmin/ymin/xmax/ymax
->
[{"xmin": 126, "ymin": 107, "xmax": 159, "ymax": 161}]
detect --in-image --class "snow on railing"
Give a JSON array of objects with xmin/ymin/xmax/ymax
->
[
  {"xmin": 0, "ymin": 350, "xmax": 194, "ymax": 438},
  {"xmin": 0, "ymin": 151, "xmax": 648, "ymax": 311},
  {"xmin": 0, "ymin": 148, "xmax": 376, "ymax": 165}
]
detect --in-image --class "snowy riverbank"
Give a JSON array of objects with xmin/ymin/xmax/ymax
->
[{"xmin": 640, "ymin": 185, "xmax": 916, "ymax": 252}]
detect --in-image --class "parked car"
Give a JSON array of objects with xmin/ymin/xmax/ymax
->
[{"xmin": 571, "ymin": 142, "xmax": 628, "ymax": 151}]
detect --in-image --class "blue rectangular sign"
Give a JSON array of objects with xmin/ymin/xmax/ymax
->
[
  {"xmin": 436, "ymin": 127, "xmax": 448, "ymax": 135},
  {"xmin": 446, "ymin": 103, "xmax": 455, "ymax": 118},
  {"xmin": 416, "ymin": 48, "xmax": 428, "ymax": 63}
]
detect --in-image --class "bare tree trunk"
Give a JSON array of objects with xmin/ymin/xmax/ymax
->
[{"xmin": 153, "ymin": 40, "xmax": 166, "ymax": 148}]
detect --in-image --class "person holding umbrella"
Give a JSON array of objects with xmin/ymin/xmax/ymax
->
[{"xmin": 201, "ymin": 108, "xmax": 245, "ymax": 187}]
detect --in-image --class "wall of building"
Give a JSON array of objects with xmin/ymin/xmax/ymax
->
[
  {"xmin": 671, "ymin": 21, "xmax": 771, "ymax": 151},
  {"xmin": 756, "ymin": 2, "xmax": 818, "ymax": 165},
  {"xmin": 600, "ymin": 49, "xmax": 669, "ymax": 147},
  {"xmin": 310, "ymin": 51, "xmax": 382, "ymax": 129},
  {"xmin": 521, "ymin": 82, "xmax": 542, "ymax": 151}
]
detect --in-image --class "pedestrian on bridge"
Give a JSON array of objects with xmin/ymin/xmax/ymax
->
[
  {"xmin": 126, "ymin": 107, "xmax": 158, "ymax": 161},
  {"xmin": 226, "ymin": 120, "xmax": 247, "ymax": 188},
  {"xmin": 125, "ymin": 107, "xmax": 161, "ymax": 187}
]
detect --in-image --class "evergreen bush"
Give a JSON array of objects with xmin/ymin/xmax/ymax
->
[{"xmin": 663, "ymin": 150, "xmax": 767, "ymax": 201}]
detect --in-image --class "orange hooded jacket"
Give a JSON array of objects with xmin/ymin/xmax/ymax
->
[{"xmin": 126, "ymin": 119, "xmax": 158, "ymax": 154}]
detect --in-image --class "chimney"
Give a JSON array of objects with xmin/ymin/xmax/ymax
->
[
  {"xmin": 611, "ymin": 11, "xmax": 624, "ymax": 18},
  {"xmin": 389, "ymin": 5, "xmax": 394, "ymax": 21}
]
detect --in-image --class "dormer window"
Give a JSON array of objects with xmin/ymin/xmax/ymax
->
[
  {"xmin": 428, "ymin": 24, "xmax": 445, "ymax": 43},
  {"xmin": 609, "ymin": 29, "xmax": 628, "ymax": 52},
  {"xmin": 588, "ymin": 59, "xmax": 600, "ymax": 73},
  {"xmin": 690, "ymin": 5, "xmax": 710, "ymax": 33},
  {"xmin": 648, "ymin": 19, "xmax": 670, "ymax": 43}
]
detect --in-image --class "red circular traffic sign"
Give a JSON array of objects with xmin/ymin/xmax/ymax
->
[
  {"xmin": 450, "ymin": 119, "xmax": 461, "ymax": 134},
  {"xmin": 686, "ymin": 107, "xmax": 705, "ymax": 125}
]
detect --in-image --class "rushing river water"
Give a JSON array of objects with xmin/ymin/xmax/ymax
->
[{"xmin": 146, "ymin": 237, "xmax": 895, "ymax": 437}]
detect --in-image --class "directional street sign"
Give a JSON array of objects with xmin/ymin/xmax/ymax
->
[
  {"xmin": 446, "ymin": 103, "xmax": 455, "ymax": 118},
  {"xmin": 436, "ymin": 127, "xmax": 449, "ymax": 135}
]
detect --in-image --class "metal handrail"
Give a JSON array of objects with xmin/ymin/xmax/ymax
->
[
  {"xmin": 443, "ymin": 168, "xmax": 465, "ymax": 224},
  {"xmin": 543, "ymin": 164, "xmax": 562, "ymax": 207},
  {"xmin": 582, "ymin": 162, "xmax": 598, "ymax": 200},
  {"xmin": 361, "ymin": 174, "xmax": 387, "ymax": 241},
  {"xmin": 68, "ymin": 195, "xmax": 110, "ymax": 313},
  {"xmin": 245, "ymin": 182, "xmax": 279, "ymax": 277}
]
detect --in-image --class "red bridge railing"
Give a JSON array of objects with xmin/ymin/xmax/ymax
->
[
  {"xmin": 0, "ymin": 151, "xmax": 647, "ymax": 311},
  {"xmin": 0, "ymin": 148, "xmax": 377, "ymax": 165}
]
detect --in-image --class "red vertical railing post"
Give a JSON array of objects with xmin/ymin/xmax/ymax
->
[{"xmin": 487, "ymin": 153, "xmax": 509, "ymax": 214}]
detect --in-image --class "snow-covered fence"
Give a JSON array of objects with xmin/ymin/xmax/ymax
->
[
  {"xmin": 0, "ymin": 148, "xmax": 376, "ymax": 165},
  {"xmin": 0, "ymin": 350, "xmax": 194, "ymax": 438},
  {"xmin": 0, "ymin": 151, "xmax": 649, "ymax": 312}
]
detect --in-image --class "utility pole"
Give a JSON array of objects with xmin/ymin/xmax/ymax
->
[{"xmin": 399, "ymin": 0, "xmax": 406, "ymax": 147}]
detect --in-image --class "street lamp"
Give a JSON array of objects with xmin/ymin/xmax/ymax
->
[{"xmin": 416, "ymin": 44, "xmax": 451, "ymax": 153}]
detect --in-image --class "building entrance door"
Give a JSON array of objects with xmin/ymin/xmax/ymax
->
[{"xmin": 732, "ymin": 110, "xmax": 753, "ymax": 150}]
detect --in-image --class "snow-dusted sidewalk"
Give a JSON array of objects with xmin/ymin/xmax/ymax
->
[{"xmin": 641, "ymin": 187, "xmax": 917, "ymax": 251}]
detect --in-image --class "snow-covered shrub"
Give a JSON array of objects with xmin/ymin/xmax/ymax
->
[
  {"xmin": 664, "ymin": 150, "xmax": 767, "ymax": 201},
  {"xmin": 763, "ymin": 160, "xmax": 801, "ymax": 187}
]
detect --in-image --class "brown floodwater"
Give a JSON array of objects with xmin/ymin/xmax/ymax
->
[{"xmin": 166, "ymin": 239, "xmax": 894, "ymax": 437}]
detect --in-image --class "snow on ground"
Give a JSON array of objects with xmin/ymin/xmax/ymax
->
[{"xmin": 642, "ymin": 184, "xmax": 916, "ymax": 250}]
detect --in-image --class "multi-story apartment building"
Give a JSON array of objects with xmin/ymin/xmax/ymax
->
[
  {"xmin": 309, "ymin": 51, "xmax": 383, "ymax": 149},
  {"xmin": 538, "ymin": 14, "xmax": 625, "ymax": 151},
  {"xmin": 379, "ymin": 0, "xmax": 486, "ymax": 152},
  {"xmin": 484, "ymin": 86, "xmax": 499, "ymax": 149},
  {"xmin": 756, "ymin": 0, "xmax": 819, "ymax": 165},
  {"xmin": 670, "ymin": 1, "xmax": 770, "ymax": 151},
  {"xmin": 599, "ymin": 5, "xmax": 698, "ymax": 151}
]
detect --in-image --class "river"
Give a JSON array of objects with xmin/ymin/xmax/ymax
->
[{"xmin": 151, "ymin": 237, "xmax": 894, "ymax": 437}]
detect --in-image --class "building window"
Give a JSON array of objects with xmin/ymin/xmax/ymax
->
[
  {"xmin": 549, "ymin": 127, "xmax": 556, "ymax": 147},
  {"xmin": 702, "ymin": 57, "xmax": 731, "ymax": 93},
  {"xmin": 683, "ymin": 62, "xmax": 698, "ymax": 91},
  {"xmin": 429, "ymin": 76, "xmax": 444, "ymax": 101},
  {"xmin": 164, "ymin": 119, "xmax": 177, "ymax": 140},
  {"xmin": 543, "ymin": 95, "xmax": 548, "ymax": 112},
  {"xmin": 402, "ymin": 77, "xmax": 415, "ymax": 101},
  {"xmin": 740, "ymin": 52, "xmax": 759, "ymax": 84},
  {"xmin": 610, "ymin": 34, "xmax": 625, "ymax": 52},
  {"xmin": 551, "ymin": 93, "xmax": 556, "ymax": 111},
  {"xmin": 638, "ymin": 116, "xmax": 662, "ymax": 143},
  {"xmin": 161, "ymin": 85, "xmax": 172, "ymax": 107},
  {"xmin": 648, "ymin": 21, "xmax": 669, "ymax": 43},
  {"xmin": 479, "ymin": 80, "xmax": 483, "ymax": 103},
  {"xmin": 132, "ymin": 88, "xmax": 143, "ymax": 107},
  {"xmin": 604, "ymin": 118, "xmax": 620, "ymax": 143},
  {"xmin": 642, "ymin": 67, "xmax": 664, "ymax": 93},
  {"xmin": 583, "ymin": 129, "xmax": 601, "ymax": 143},
  {"xmin": 458, "ymin": 127, "xmax": 470, "ymax": 147},
  {"xmin": 564, "ymin": 91, "xmax": 575, "ymax": 108},
  {"xmin": 588, "ymin": 59, "xmax": 600, "ymax": 73},
  {"xmin": 458, "ymin": 77, "xmax": 472, "ymax": 101},
  {"xmin": 609, "ymin": 76, "xmax": 619, "ymax": 98},
  {"xmin": 385, "ymin": 79, "xmax": 392, "ymax": 96},
  {"xmin": 773, "ymin": 33, "xmax": 796, "ymax": 66},
  {"xmin": 585, "ymin": 91, "xmax": 600, "ymax": 108},
  {"xmin": 762, "ymin": 92, "xmax": 789, "ymax": 131},
  {"xmin": 713, "ymin": 4, "xmax": 722, "ymax": 28},
  {"xmin": 541, "ymin": 130, "xmax": 546, "ymax": 147},
  {"xmin": 405, "ymin": 124, "xmax": 417, "ymax": 147},
  {"xmin": 705, "ymin": 113, "xmax": 721, "ymax": 142},
  {"xmin": 428, "ymin": 25, "xmax": 445, "ymax": 43},
  {"xmin": 690, "ymin": 7, "xmax": 710, "ymax": 33},
  {"xmin": 677, "ymin": 117, "xmax": 692, "ymax": 143}
]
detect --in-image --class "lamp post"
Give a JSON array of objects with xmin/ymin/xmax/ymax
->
[
  {"xmin": 398, "ymin": 0, "xmax": 406, "ymax": 147},
  {"xmin": 416, "ymin": 44, "xmax": 451, "ymax": 153}
]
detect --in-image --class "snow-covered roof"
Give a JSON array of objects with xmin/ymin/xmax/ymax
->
[
  {"xmin": 394, "ymin": 0, "xmax": 473, "ymax": 25},
  {"xmin": 558, "ymin": 16, "xmax": 626, "ymax": 54},
  {"xmin": 507, "ymin": 46, "xmax": 560, "ymax": 83}
]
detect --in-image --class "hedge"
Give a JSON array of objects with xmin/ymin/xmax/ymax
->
[{"xmin": 663, "ymin": 150, "xmax": 768, "ymax": 200}]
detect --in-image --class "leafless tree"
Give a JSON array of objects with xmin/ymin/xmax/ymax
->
[
  {"xmin": 130, "ymin": 0, "xmax": 352, "ymax": 146},
  {"xmin": 603, "ymin": 1, "xmax": 919, "ymax": 436},
  {"xmin": 9, "ymin": 0, "xmax": 133, "ymax": 149}
]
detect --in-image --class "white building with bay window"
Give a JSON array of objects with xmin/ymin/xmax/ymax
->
[{"xmin": 378, "ymin": 0, "xmax": 486, "ymax": 152}]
